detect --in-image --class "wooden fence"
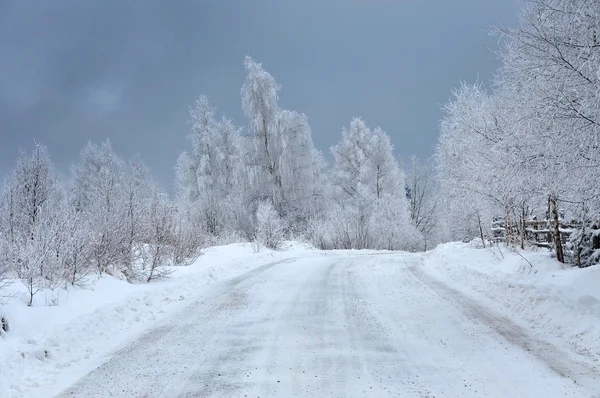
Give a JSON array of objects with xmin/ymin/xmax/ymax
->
[{"xmin": 491, "ymin": 219, "xmax": 600, "ymax": 250}]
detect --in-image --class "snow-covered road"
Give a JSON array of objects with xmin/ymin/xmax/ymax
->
[{"xmin": 57, "ymin": 253, "xmax": 599, "ymax": 397}]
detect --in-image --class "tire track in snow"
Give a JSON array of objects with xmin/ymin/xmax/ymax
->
[
  {"xmin": 341, "ymin": 258, "xmax": 438, "ymax": 397},
  {"xmin": 175, "ymin": 257, "xmax": 336, "ymax": 397}
]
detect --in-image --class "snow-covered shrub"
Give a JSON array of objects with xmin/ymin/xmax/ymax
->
[
  {"xmin": 57, "ymin": 199, "xmax": 96, "ymax": 286},
  {"xmin": 305, "ymin": 217, "xmax": 334, "ymax": 250},
  {"xmin": 171, "ymin": 204, "xmax": 205, "ymax": 266},
  {"xmin": 136, "ymin": 244, "xmax": 174, "ymax": 282},
  {"xmin": 255, "ymin": 201, "xmax": 284, "ymax": 250},
  {"xmin": 0, "ymin": 235, "xmax": 11, "ymax": 304},
  {"xmin": 215, "ymin": 228, "xmax": 248, "ymax": 246},
  {"xmin": 136, "ymin": 192, "xmax": 176, "ymax": 282},
  {"xmin": 14, "ymin": 218, "xmax": 65, "ymax": 306}
]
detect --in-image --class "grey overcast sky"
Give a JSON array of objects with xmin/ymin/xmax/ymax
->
[{"xmin": 0, "ymin": 0, "xmax": 521, "ymax": 190}]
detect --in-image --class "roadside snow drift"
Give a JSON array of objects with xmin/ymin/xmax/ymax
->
[{"xmin": 421, "ymin": 241, "xmax": 600, "ymax": 363}]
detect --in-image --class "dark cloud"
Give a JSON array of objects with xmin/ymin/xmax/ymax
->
[{"xmin": 0, "ymin": 0, "xmax": 521, "ymax": 190}]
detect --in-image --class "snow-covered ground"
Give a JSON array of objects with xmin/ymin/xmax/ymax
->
[
  {"xmin": 0, "ymin": 242, "xmax": 316, "ymax": 398},
  {"xmin": 55, "ymin": 250, "xmax": 599, "ymax": 397},
  {"xmin": 2, "ymin": 241, "xmax": 600, "ymax": 397},
  {"xmin": 421, "ymin": 241, "xmax": 600, "ymax": 363}
]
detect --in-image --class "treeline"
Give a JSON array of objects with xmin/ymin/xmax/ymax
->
[
  {"xmin": 0, "ymin": 57, "xmax": 433, "ymax": 305},
  {"xmin": 0, "ymin": 142, "xmax": 182, "ymax": 305},
  {"xmin": 436, "ymin": 0, "xmax": 600, "ymax": 266}
]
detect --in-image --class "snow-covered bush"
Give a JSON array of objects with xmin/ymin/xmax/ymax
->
[
  {"xmin": 59, "ymin": 204, "xmax": 95, "ymax": 286},
  {"xmin": 371, "ymin": 197, "xmax": 423, "ymax": 251},
  {"xmin": 136, "ymin": 191, "xmax": 176, "ymax": 282},
  {"xmin": 305, "ymin": 217, "xmax": 334, "ymax": 250},
  {"xmin": 255, "ymin": 201, "xmax": 284, "ymax": 250},
  {"xmin": 171, "ymin": 203, "xmax": 205, "ymax": 266},
  {"xmin": 0, "ymin": 234, "xmax": 12, "ymax": 304},
  {"xmin": 214, "ymin": 228, "xmax": 248, "ymax": 246}
]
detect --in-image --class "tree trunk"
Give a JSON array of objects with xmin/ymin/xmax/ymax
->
[
  {"xmin": 504, "ymin": 203, "xmax": 512, "ymax": 246},
  {"xmin": 27, "ymin": 279, "xmax": 34, "ymax": 307},
  {"xmin": 262, "ymin": 118, "xmax": 272, "ymax": 175},
  {"xmin": 520, "ymin": 203, "xmax": 525, "ymax": 250},
  {"xmin": 478, "ymin": 214, "xmax": 486, "ymax": 248},
  {"xmin": 549, "ymin": 195, "xmax": 565, "ymax": 263}
]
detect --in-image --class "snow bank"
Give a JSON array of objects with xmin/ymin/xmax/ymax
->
[
  {"xmin": 0, "ymin": 242, "xmax": 313, "ymax": 398},
  {"xmin": 421, "ymin": 242, "xmax": 600, "ymax": 362}
]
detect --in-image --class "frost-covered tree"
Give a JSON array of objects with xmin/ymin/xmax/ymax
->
[
  {"xmin": 406, "ymin": 156, "xmax": 438, "ymax": 250},
  {"xmin": 72, "ymin": 140, "xmax": 129, "ymax": 275},
  {"xmin": 0, "ymin": 178, "xmax": 19, "ymax": 272},
  {"xmin": 369, "ymin": 127, "xmax": 419, "ymax": 250},
  {"xmin": 328, "ymin": 118, "xmax": 415, "ymax": 250},
  {"xmin": 0, "ymin": 144, "xmax": 64, "ymax": 305},
  {"xmin": 242, "ymin": 57, "xmax": 282, "ymax": 211},
  {"xmin": 59, "ymin": 190, "xmax": 94, "ymax": 286},
  {"xmin": 436, "ymin": 82, "xmax": 535, "ymax": 246},
  {"xmin": 138, "ymin": 188, "xmax": 175, "ymax": 282},
  {"xmin": 0, "ymin": 240, "xmax": 11, "ymax": 302},
  {"xmin": 176, "ymin": 95, "xmax": 244, "ymax": 239},
  {"xmin": 274, "ymin": 110, "xmax": 327, "ymax": 229},
  {"xmin": 240, "ymin": 57, "xmax": 328, "ymax": 237},
  {"xmin": 329, "ymin": 118, "xmax": 377, "ymax": 249},
  {"xmin": 436, "ymin": 84, "xmax": 500, "ymax": 244},
  {"xmin": 122, "ymin": 157, "xmax": 154, "ymax": 275}
]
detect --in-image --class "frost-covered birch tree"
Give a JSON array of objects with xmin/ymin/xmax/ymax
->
[
  {"xmin": 138, "ymin": 188, "xmax": 175, "ymax": 282},
  {"xmin": 121, "ymin": 157, "xmax": 154, "ymax": 275},
  {"xmin": 323, "ymin": 118, "xmax": 416, "ymax": 250},
  {"xmin": 241, "ymin": 57, "xmax": 282, "ymax": 212},
  {"xmin": 72, "ymin": 140, "xmax": 129, "ymax": 275},
  {"xmin": 175, "ymin": 95, "xmax": 244, "ymax": 241},
  {"xmin": 241, "ymin": 57, "xmax": 327, "ymax": 235},
  {"xmin": 406, "ymin": 156, "xmax": 438, "ymax": 250},
  {"xmin": 274, "ymin": 110, "xmax": 327, "ymax": 230},
  {"xmin": 0, "ymin": 144, "xmax": 64, "ymax": 305}
]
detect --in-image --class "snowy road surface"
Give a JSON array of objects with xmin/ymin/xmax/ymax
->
[{"xmin": 57, "ymin": 254, "xmax": 599, "ymax": 397}]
